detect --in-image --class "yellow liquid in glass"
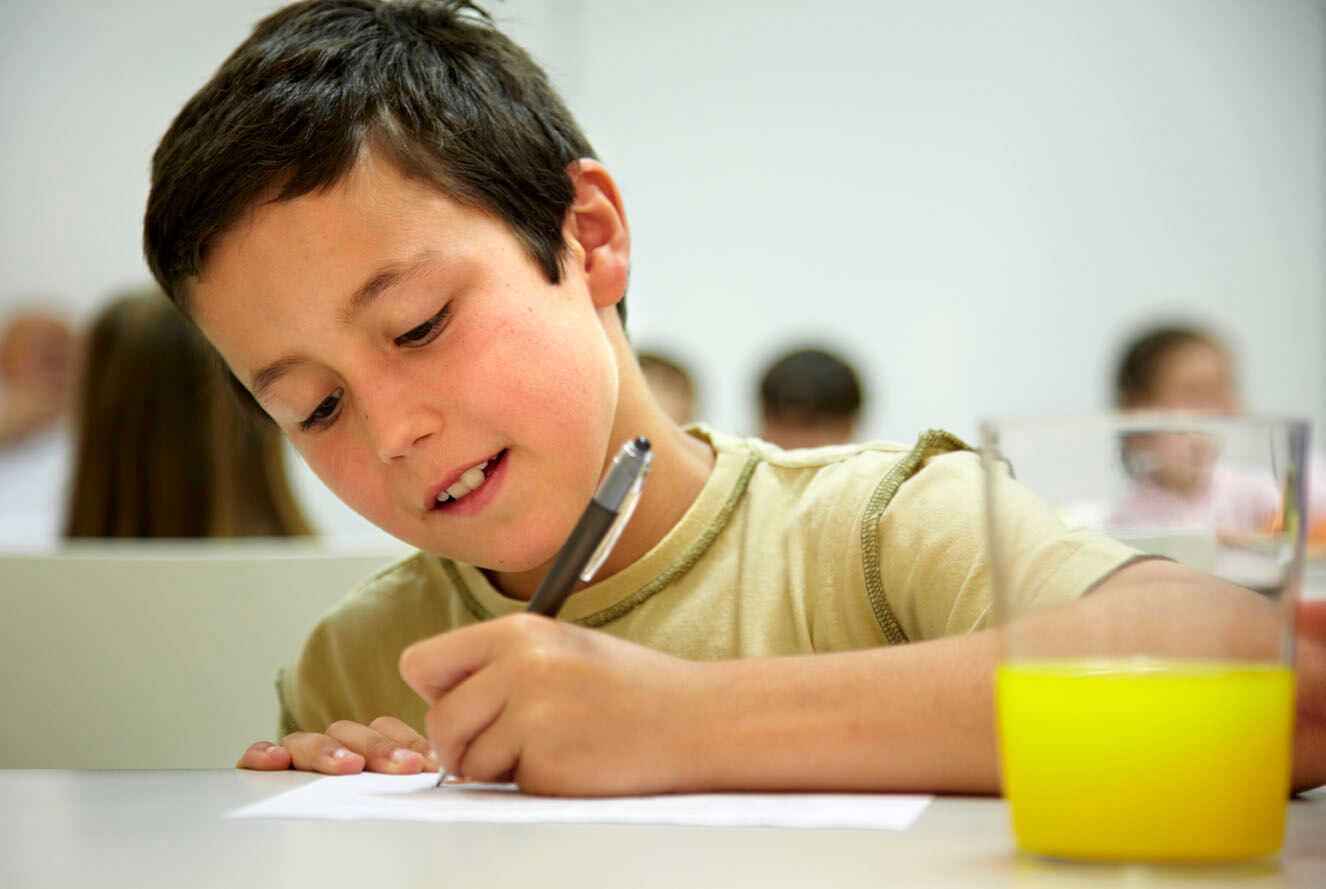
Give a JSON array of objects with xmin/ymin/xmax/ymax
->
[{"xmin": 996, "ymin": 659, "xmax": 1293, "ymax": 862}]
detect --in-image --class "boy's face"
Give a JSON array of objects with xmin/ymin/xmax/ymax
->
[{"xmin": 192, "ymin": 154, "xmax": 622, "ymax": 571}]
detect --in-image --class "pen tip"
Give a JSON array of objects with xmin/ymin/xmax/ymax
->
[{"xmin": 633, "ymin": 436, "xmax": 651, "ymax": 451}]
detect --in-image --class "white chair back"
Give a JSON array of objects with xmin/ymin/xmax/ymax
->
[{"xmin": 0, "ymin": 540, "xmax": 408, "ymax": 768}]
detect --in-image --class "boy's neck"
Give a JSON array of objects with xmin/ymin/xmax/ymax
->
[{"xmin": 484, "ymin": 419, "xmax": 715, "ymax": 602}]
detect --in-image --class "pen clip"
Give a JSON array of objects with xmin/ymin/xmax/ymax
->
[{"xmin": 580, "ymin": 453, "xmax": 651, "ymax": 582}]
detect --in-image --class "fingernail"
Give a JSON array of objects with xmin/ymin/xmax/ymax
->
[
  {"xmin": 331, "ymin": 748, "xmax": 354, "ymax": 760},
  {"xmin": 390, "ymin": 748, "xmax": 418, "ymax": 763}
]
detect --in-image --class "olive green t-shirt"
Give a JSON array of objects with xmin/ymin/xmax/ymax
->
[{"xmin": 277, "ymin": 426, "xmax": 1137, "ymax": 736}]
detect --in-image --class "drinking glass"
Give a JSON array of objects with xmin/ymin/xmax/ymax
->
[{"xmin": 981, "ymin": 413, "xmax": 1308, "ymax": 862}]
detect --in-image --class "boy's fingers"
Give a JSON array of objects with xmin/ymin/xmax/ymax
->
[
  {"xmin": 400, "ymin": 613, "xmax": 554, "ymax": 703},
  {"xmin": 425, "ymin": 666, "xmax": 511, "ymax": 778},
  {"xmin": 281, "ymin": 731, "xmax": 366, "ymax": 775},
  {"xmin": 325, "ymin": 720, "xmax": 427, "ymax": 774},
  {"xmin": 453, "ymin": 708, "xmax": 523, "ymax": 786},
  {"xmin": 368, "ymin": 715, "xmax": 438, "ymax": 770},
  {"xmin": 236, "ymin": 741, "xmax": 292, "ymax": 771}
]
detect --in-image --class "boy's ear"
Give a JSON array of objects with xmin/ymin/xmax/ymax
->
[{"xmin": 564, "ymin": 160, "xmax": 629, "ymax": 309}]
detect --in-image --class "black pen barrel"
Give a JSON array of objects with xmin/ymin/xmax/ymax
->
[{"xmin": 525, "ymin": 500, "xmax": 617, "ymax": 616}]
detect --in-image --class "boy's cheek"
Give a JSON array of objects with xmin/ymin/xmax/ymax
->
[{"xmin": 298, "ymin": 443, "xmax": 388, "ymax": 517}]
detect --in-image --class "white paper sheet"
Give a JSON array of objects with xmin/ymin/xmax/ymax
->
[{"xmin": 228, "ymin": 773, "xmax": 932, "ymax": 830}]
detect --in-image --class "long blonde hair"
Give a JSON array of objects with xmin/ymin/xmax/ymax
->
[{"xmin": 65, "ymin": 290, "xmax": 312, "ymax": 538}]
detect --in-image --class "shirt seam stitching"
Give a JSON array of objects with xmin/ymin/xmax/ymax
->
[
  {"xmin": 575, "ymin": 454, "xmax": 762, "ymax": 628},
  {"xmin": 860, "ymin": 428, "xmax": 972, "ymax": 644}
]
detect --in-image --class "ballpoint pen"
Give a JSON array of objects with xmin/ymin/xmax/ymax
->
[{"xmin": 437, "ymin": 436, "xmax": 653, "ymax": 786}]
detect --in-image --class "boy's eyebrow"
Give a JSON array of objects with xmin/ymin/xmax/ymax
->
[
  {"xmin": 251, "ymin": 357, "xmax": 304, "ymax": 403},
  {"xmin": 339, "ymin": 250, "xmax": 443, "ymax": 323},
  {"xmin": 249, "ymin": 251, "xmax": 444, "ymax": 401}
]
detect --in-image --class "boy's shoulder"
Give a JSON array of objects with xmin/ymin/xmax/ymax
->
[
  {"xmin": 684, "ymin": 425, "xmax": 983, "ymax": 562},
  {"xmin": 304, "ymin": 549, "xmax": 465, "ymax": 643},
  {"xmin": 679, "ymin": 425, "xmax": 988, "ymax": 648},
  {"xmin": 693, "ymin": 423, "xmax": 975, "ymax": 494},
  {"xmin": 340, "ymin": 549, "xmax": 447, "ymax": 609}
]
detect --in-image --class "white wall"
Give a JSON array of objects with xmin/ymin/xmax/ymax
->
[
  {"xmin": 576, "ymin": 0, "xmax": 1325, "ymax": 443},
  {"xmin": 3, "ymin": 1, "xmax": 1322, "ymax": 498}
]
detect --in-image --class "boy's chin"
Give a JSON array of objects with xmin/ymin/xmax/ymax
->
[{"xmin": 410, "ymin": 539, "xmax": 555, "ymax": 576}]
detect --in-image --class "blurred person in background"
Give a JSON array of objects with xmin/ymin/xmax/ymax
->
[
  {"xmin": 757, "ymin": 346, "xmax": 864, "ymax": 450},
  {"xmin": 64, "ymin": 290, "xmax": 313, "ymax": 539},
  {"xmin": 0, "ymin": 310, "xmax": 76, "ymax": 446},
  {"xmin": 636, "ymin": 350, "xmax": 696, "ymax": 426},
  {"xmin": 1110, "ymin": 323, "xmax": 1325, "ymax": 546},
  {"xmin": 0, "ymin": 307, "xmax": 77, "ymax": 547},
  {"xmin": 1116, "ymin": 325, "xmax": 1240, "ymax": 415}
]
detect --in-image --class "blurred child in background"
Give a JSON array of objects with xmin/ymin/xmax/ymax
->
[
  {"xmin": 64, "ymin": 290, "xmax": 312, "ymax": 539},
  {"xmin": 1111, "ymin": 323, "xmax": 1325, "ymax": 546},
  {"xmin": 636, "ymin": 351, "xmax": 696, "ymax": 426},
  {"xmin": 1115, "ymin": 325, "xmax": 1240, "ymax": 415},
  {"xmin": 0, "ymin": 310, "xmax": 76, "ymax": 447},
  {"xmin": 0, "ymin": 307, "xmax": 77, "ymax": 547},
  {"xmin": 757, "ymin": 346, "xmax": 864, "ymax": 449}
]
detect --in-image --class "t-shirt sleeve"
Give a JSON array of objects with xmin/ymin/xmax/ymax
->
[
  {"xmin": 876, "ymin": 448, "xmax": 1139, "ymax": 641},
  {"xmin": 271, "ymin": 555, "xmax": 454, "ymax": 738},
  {"xmin": 274, "ymin": 611, "xmax": 362, "ymax": 737},
  {"xmin": 276, "ymin": 669, "xmax": 302, "ymax": 739}
]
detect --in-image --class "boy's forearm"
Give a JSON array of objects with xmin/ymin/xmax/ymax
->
[
  {"xmin": 683, "ymin": 632, "xmax": 1003, "ymax": 794},
  {"xmin": 677, "ymin": 566, "xmax": 1136, "ymax": 795},
  {"xmin": 680, "ymin": 561, "xmax": 1325, "ymax": 795}
]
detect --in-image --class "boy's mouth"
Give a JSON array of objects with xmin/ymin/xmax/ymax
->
[{"xmin": 432, "ymin": 449, "xmax": 508, "ymax": 510}]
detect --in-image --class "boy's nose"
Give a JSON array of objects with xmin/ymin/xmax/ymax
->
[{"xmin": 361, "ymin": 393, "xmax": 441, "ymax": 462}]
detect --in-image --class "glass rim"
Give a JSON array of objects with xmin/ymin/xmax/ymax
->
[{"xmin": 980, "ymin": 411, "xmax": 1310, "ymax": 439}]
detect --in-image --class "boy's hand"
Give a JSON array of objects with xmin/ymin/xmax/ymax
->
[
  {"xmin": 399, "ymin": 613, "xmax": 708, "ymax": 796},
  {"xmin": 236, "ymin": 716, "xmax": 438, "ymax": 775}
]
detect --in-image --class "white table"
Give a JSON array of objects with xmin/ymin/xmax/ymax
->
[{"xmin": 1, "ymin": 770, "xmax": 1322, "ymax": 888}]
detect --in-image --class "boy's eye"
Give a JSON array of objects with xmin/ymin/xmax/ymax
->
[
  {"xmin": 394, "ymin": 306, "xmax": 450, "ymax": 347},
  {"xmin": 300, "ymin": 387, "xmax": 343, "ymax": 432}
]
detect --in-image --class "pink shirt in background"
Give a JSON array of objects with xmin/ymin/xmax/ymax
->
[
  {"xmin": 1309, "ymin": 452, "xmax": 1326, "ymax": 524},
  {"xmin": 1109, "ymin": 464, "xmax": 1281, "ymax": 534},
  {"xmin": 1109, "ymin": 452, "xmax": 1326, "ymax": 533}
]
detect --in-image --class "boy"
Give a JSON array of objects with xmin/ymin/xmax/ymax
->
[{"xmin": 144, "ymin": 0, "xmax": 1326, "ymax": 796}]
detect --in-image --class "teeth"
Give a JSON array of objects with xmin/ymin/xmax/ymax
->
[{"xmin": 436, "ymin": 460, "xmax": 493, "ymax": 505}]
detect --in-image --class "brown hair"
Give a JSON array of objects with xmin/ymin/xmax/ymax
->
[
  {"xmin": 1113, "ymin": 324, "xmax": 1227, "ymax": 408},
  {"xmin": 759, "ymin": 347, "xmax": 864, "ymax": 423},
  {"xmin": 64, "ymin": 291, "xmax": 313, "ymax": 538},
  {"xmin": 143, "ymin": 0, "xmax": 618, "ymax": 321}
]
